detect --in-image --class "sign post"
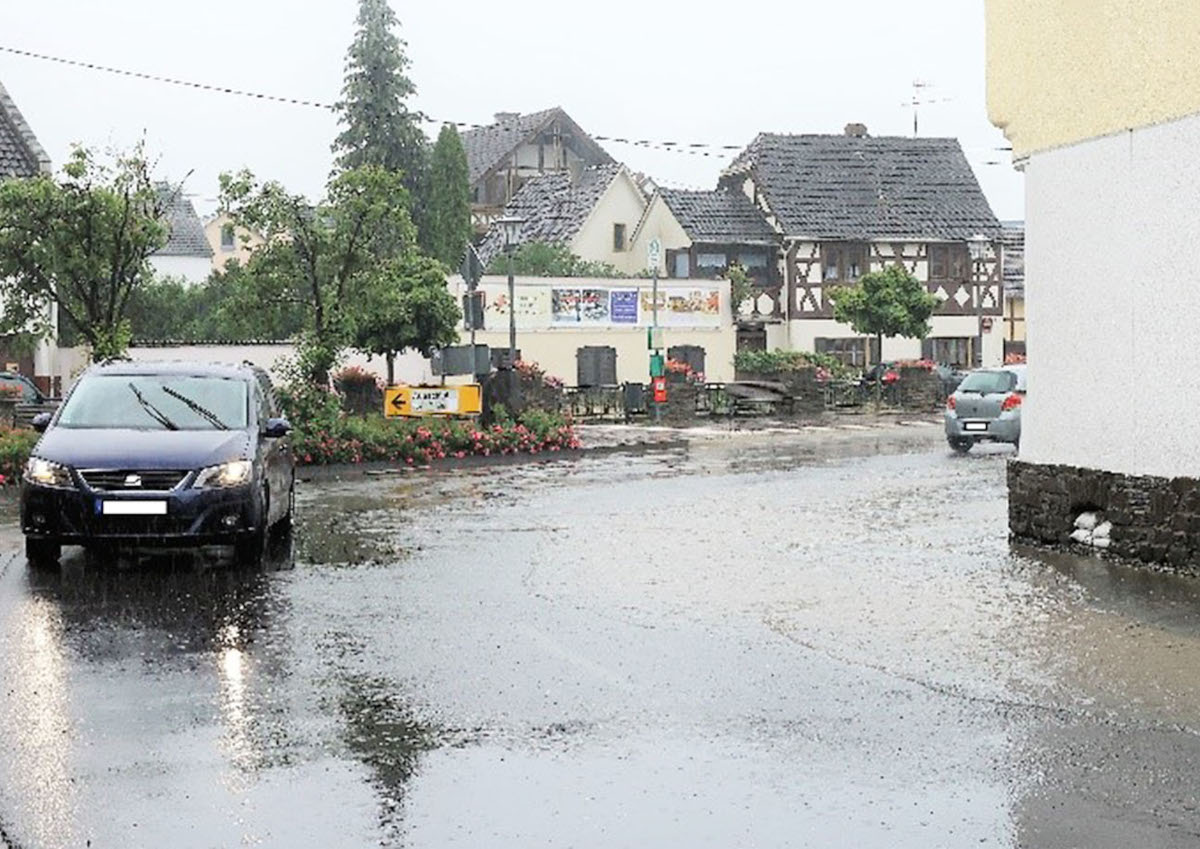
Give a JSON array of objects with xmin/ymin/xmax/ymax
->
[
  {"xmin": 460, "ymin": 245, "xmax": 486, "ymax": 380},
  {"xmin": 647, "ymin": 238, "xmax": 664, "ymax": 420}
]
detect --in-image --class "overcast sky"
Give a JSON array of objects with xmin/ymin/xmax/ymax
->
[{"xmin": 0, "ymin": 0, "xmax": 1023, "ymax": 221}]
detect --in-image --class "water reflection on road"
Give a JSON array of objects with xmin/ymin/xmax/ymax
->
[{"xmin": 0, "ymin": 430, "xmax": 1198, "ymax": 847}]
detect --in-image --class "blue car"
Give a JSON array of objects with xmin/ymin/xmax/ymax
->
[{"xmin": 20, "ymin": 361, "xmax": 295, "ymax": 567}]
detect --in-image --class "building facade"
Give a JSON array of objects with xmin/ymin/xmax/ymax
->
[
  {"xmin": 462, "ymin": 108, "xmax": 613, "ymax": 235},
  {"xmin": 988, "ymin": 0, "xmax": 1200, "ymax": 568},
  {"xmin": 203, "ymin": 212, "xmax": 265, "ymax": 273},
  {"xmin": 152, "ymin": 186, "xmax": 213, "ymax": 286}
]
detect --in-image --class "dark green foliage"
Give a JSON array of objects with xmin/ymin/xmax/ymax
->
[
  {"xmin": 332, "ymin": 0, "xmax": 430, "ymax": 245},
  {"xmin": 486, "ymin": 241, "xmax": 625, "ymax": 278},
  {"xmin": 0, "ymin": 144, "xmax": 168, "ymax": 360},
  {"xmin": 426, "ymin": 125, "xmax": 472, "ymax": 267}
]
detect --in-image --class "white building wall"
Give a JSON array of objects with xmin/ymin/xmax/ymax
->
[
  {"xmin": 52, "ymin": 345, "xmax": 433, "ymax": 395},
  {"xmin": 785, "ymin": 317, "xmax": 1004, "ymax": 364},
  {"xmin": 570, "ymin": 173, "xmax": 649, "ymax": 272},
  {"xmin": 1022, "ymin": 110, "xmax": 1200, "ymax": 479},
  {"xmin": 150, "ymin": 255, "xmax": 212, "ymax": 287},
  {"xmin": 625, "ymin": 194, "xmax": 692, "ymax": 277}
]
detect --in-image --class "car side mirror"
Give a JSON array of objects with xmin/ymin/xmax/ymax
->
[
  {"xmin": 262, "ymin": 417, "xmax": 292, "ymax": 439},
  {"xmin": 31, "ymin": 412, "xmax": 52, "ymax": 433}
]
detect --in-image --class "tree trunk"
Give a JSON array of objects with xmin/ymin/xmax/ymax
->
[
  {"xmin": 386, "ymin": 352, "xmax": 395, "ymax": 387},
  {"xmin": 874, "ymin": 331, "xmax": 884, "ymax": 414}
]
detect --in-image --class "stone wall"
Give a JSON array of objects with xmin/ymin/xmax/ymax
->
[
  {"xmin": 897, "ymin": 367, "xmax": 944, "ymax": 412},
  {"xmin": 1009, "ymin": 460, "xmax": 1200, "ymax": 574}
]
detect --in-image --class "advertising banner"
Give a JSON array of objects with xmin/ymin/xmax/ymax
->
[
  {"xmin": 639, "ymin": 286, "xmax": 722, "ymax": 328},
  {"xmin": 609, "ymin": 290, "xmax": 640, "ymax": 324},
  {"xmin": 471, "ymin": 280, "xmax": 722, "ymax": 330}
]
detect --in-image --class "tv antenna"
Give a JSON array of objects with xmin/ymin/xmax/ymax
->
[{"xmin": 903, "ymin": 80, "xmax": 954, "ymax": 137}]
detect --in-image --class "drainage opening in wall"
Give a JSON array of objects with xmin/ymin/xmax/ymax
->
[{"xmin": 1070, "ymin": 503, "xmax": 1112, "ymax": 550}]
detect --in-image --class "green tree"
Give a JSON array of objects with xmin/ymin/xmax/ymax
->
[
  {"xmin": 0, "ymin": 145, "xmax": 169, "ymax": 360},
  {"xmin": 354, "ymin": 253, "xmax": 460, "ymax": 385},
  {"xmin": 726, "ymin": 262, "xmax": 754, "ymax": 316},
  {"xmin": 332, "ymin": 0, "xmax": 430, "ymax": 244},
  {"xmin": 220, "ymin": 165, "xmax": 419, "ymax": 384},
  {"xmin": 487, "ymin": 241, "xmax": 625, "ymax": 278},
  {"xmin": 828, "ymin": 263, "xmax": 939, "ymax": 409},
  {"xmin": 426, "ymin": 124, "xmax": 472, "ymax": 267}
]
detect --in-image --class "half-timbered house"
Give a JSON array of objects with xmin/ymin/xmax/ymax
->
[
  {"xmin": 462, "ymin": 108, "xmax": 613, "ymax": 235},
  {"xmin": 719, "ymin": 125, "xmax": 1005, "ymax": 368}
]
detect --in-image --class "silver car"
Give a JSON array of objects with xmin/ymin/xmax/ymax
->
[{"xmin": 944, "ymin": 365, "xmax": 1026, "ymax": 454}]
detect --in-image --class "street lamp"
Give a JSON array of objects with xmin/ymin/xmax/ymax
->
[
  {"xmin": 497, "ymin": 214, "xmax": 525, "ymax": 396},
  {"xmin": 967, "ymin": 233, "xmax": 990, "ymax": 368}
]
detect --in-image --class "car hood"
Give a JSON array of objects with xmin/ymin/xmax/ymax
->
[{"xmin": 35, "ymin": 427, "xmax": 253, "ymax": 470}]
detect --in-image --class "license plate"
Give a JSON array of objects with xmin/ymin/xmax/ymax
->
[
  {"xmin": 964, "ymin": 422, "xmax": 989, "ymax": 432},
  {"xmin": 101, "ymin": 500, "xmax": 168, "ymax": 516}
]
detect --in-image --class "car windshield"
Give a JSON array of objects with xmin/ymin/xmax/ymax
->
[
  {"xmin": 57, "ymin": 375, "xmax": 249, "ymax": 431},
  {"xmin": 958, "ymin": 371, "xmax": 1016, "ymax": 395}
]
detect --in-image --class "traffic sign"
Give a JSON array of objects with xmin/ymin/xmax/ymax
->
[
  {"xmin": 460, "ymin": 245, "xmax": 484, "ymax": 288},
  {"xmin": 647, "ymin": 237, "xmax": 663, "ymax": 270},
  {"xmin": 385, "ymin": 385, "xmax": 483, "ymax": 418}
]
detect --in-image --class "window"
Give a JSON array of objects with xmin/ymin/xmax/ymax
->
[
  {"xmin": 220, "ymin": 224, "xmax": 236, "ymax": 252},
  {"xmin": 822, "ymin": 242, "xmax": 868, "ymax": 282},
  {"xmin": 815, "ymin": 337, "xmax": 879, "ymax": 369},
  {"xmin": 613, "ymin": 223, "xmax": 627, "ymax": 252},
  {"xmin": 925, "ymin": 337, "xmax": 972, "ymax": 368},
  {"xmin": 696, "ymin": 252, "xmax": 728, "ymax": 279},
  {"xmin": 57, "ymin": 375, "xmax": 250, "ymax": 431},
  {"xmin": 737, "ymin": 253, "xmax": 768, "ymax": 269},
  {"xmin": 670, "ymin": 251, "xmax": 691, "ymax": 279},
  {"xmin": 929, "ymin": 244, "xmax": 970, "ymax": 281}
]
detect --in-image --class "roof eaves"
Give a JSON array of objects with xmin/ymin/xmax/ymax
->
[{"xmin": 0, "ymin": 80, "xmax": 51, "ymax": 175}]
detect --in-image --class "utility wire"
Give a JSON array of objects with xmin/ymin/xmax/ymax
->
[
  {"xmin": 0, "ymin": 44, "xmax": 744, "ymax": 157},
  {"xmin": 0, "ymin": 44, "xmax": 1012, "ymax": 159}
]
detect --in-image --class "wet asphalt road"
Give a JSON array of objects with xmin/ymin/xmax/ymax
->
[{"xmin": 2, "ymin": 425, "xmax": 1200, "ymax": 848}]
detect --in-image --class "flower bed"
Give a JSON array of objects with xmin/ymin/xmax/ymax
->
[
  {"xmin": 291, "ymin": 410, "xmax": 580, "ymax": 467},
  {"xmin": 0, "ymin": 428, "xmax": 40, "ymax": 486}
]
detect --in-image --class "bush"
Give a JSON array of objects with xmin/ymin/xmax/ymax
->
[
  {"xmin": 291, "ymin": 411, "xmax": 580, "ymax": 467},
  {"xmin": 734, "ymin": 349, "xmax": 850, "ymax": 378},
  {"xmin": 0, "ymin": 428, "xmax": 38, "ymax": 484},
  {"xmin": 333, "ymin": 366, "xmax": 384, "ymax": 416}
]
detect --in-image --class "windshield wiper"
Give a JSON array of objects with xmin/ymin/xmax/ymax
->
[
  {"xmin": 160, "ymin": 386, "xmax": 229, "ymax": 430},
  {"xmin": 128, "ymin": 383, "xmax": 179, "ymax": 431}
]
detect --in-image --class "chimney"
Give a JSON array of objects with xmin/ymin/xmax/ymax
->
[
  {"xmin": 494, "ymin": 112, "xmax": 520, "ymax": 125},
  {"xmin": 844, "ymin": 123, "xmax": 869, "ymax": 138}
]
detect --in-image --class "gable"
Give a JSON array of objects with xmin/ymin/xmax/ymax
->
[
  {"xmin": 462, "ymin": 107, "xmax": 613, "ymax": 187},
  {"xmin": 725, "ymin": 133, "xmax": 1000, "ymax": 241},
  {"xmin": 0, "ymin": 81, "xmax": 50, "ymax": 179}
]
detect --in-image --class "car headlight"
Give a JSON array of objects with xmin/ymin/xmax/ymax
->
[
  {"xmin": 194, "ymin": 460, "xmax": 253, "ymax": 489},
  {"xmin": 24, "ymin": 457, "xmax": 73, "ymax": 489}
]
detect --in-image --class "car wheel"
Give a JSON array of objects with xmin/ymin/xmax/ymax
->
[
  {"xmin": 25, "ymin": 537, "xmax": 61, "ymax": 569},
  {"xmin": 949, "ymin": 437, "xmax": 974, "ymax": 455}
]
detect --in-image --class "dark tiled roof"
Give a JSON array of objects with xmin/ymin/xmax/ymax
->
[
  {"xmin": 657, "ymin": 188, "xmax": 778, "ymax": 245},
  {"xmin": 461, "ymin": 107, "xmax": 612, "ymax": 186},
  {"xmin": 1001, "ymin": 220, "xmax": 1025, "ymax": 295},
  {"xmin": 0, "ymin": 80, "xmax": 50, "ymax": 179},
  {"xmin": 155, "ymin": 184, "xmax": 213, "ymax": 258},
  {"xmin": 723, "ymin": 133, "xmax": 1001, "ymax": 241},
  {"xmin": 478, "ymin": 164, "xmax": 622, "ymax": 265}
]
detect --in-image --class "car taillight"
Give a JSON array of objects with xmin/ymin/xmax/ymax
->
[
  {"xmin": 1001, "ymin": 393, "xmax": 1023, "ymax": 412},
  {"xmin": 946, "ymin": 395, "xmax": 956, "ymax": 411}
]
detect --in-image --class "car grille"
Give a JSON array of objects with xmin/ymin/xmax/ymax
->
[{"xmin": 79, "ymin": 469, "xmax": 190, "ymax": 492}]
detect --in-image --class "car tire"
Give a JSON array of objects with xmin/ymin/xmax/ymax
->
[
  {"xmin": 26, "ymin": 537, "xmax": 61, "ymax": 569},
  {"xmin": 949, "ymin": 437, "xmax": 974, "ymax": 455}
]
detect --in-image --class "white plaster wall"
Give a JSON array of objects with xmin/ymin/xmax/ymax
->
[
  {"xmin": 1022, "ymin": 111, "xmax": 1200, "ymax": 479},
  {"xmin": 625, "ymin": 194, "xmax": 691, "ymax": 277},
  {"xmin": 150, "ymin": 256, "xmax": 212, "ymax": 287},
  {"xmin": 785, "ymin": 317, "xmax": 1003, "ymax": 365},
  {"xmin": 53, "ymin": 345, "xmax": 433, "ymax": 394},
  {"xmin": 466, "ymin": 327, "xmax": 736, "ymax": 384},
  {"xmin": 570, "ymin": 172, "xmax": 648, "ymax": 272}
]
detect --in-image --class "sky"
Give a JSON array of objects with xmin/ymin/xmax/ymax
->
[{"xmin": 0, "ymin": 0, "xmax": 1023, "ymax": 221}]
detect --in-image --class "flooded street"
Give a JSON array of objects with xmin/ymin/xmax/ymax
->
[{"xmin": 1, "ymin": 426, "xmax": 1199, "ymax": 848}]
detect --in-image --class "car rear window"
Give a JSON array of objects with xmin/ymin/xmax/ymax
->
[
  {"xmin": 57, "ymin": 375, "xmax": 250, "ymax": 431},
  {"xmin": 957, "ymin": 371, "xmax": 1016, "ymax": 395}
]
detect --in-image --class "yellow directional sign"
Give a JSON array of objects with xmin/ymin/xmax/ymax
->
[{"xmin": 385, "ymin": 385, "xmax": 483, "ymax": 418}]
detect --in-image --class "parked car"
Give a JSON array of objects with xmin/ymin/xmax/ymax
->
[
  {"xmin": 20, "ymin": 361, "xmax": 294, "ymax": 567},
  {"xmin": 0, "ymin": 371, "xmax": 45, "ymax": 403},
  {"xmin": 944, "ymin": 365, "xmax": 1027, "ymax": 453}
]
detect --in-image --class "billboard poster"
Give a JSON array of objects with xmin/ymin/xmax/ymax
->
[
  {"xmin": 609, "ymin": 290, "xmax": 639, "ymax": 324},
  {"xmin": 639, "ymin": 286, "xmax": 722, "ymax": 328},
  {"xmin": 482, "ymin": 285, "xmax": 549, "ymax": 329},
  {"xmin": 552, "ymin": 288, "xmax": 612, "ymax": 324}
]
